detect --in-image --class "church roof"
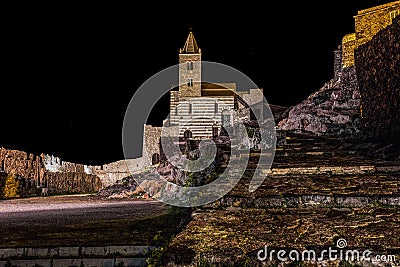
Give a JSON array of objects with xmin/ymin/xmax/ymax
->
[
  {"xmin": 201, "ymin": 82, "xmax": 237, "ymax": 96},
  {"xmin": 180, "ymin": 31, "xmax": 201, "ymax": 54}
]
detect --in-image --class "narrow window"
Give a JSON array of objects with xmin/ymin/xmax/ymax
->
[
  {"xmin": 214, "ymin": 101, "xmax": 219, "ymax": 113},
  {"xmin": 189, "ymin": 102, "xmax": 193, "ymax": 114},
  {"xmin": 188, "ymin": 78, "xmax": 193, "ymax": 87},
  {"xmin": 187, "ymin": 61, "xmax": 193, "ymax": 70}
]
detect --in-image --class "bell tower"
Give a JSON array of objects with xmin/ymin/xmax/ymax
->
[{"xmin": 179, "ymin": 31, "xmax": 202, "ymax": 100}]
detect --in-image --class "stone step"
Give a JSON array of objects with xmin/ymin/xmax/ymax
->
[
  {"xmin": 227, "ymin": 171, "xmax": 400, "ymax": 198},
  {"xmin": 0, "ymin": 246, "xmax": 155, "ymax": 267},
  {"xmin": 0, "ymin": 257, "xmax": 147, "ymax": 267},
  {"xmin": 219, "ymin": 195, "xmax": 400, "ymax": 208}
]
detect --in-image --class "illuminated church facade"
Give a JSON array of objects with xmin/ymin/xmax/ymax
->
[{"xmin": 167, "ymin": 31, "xmax": 264, "ymax": 139}]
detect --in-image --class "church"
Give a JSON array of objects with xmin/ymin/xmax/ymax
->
[{"xmin": 167, "ymin": 31, "xmax": 265, "ymax": 139}]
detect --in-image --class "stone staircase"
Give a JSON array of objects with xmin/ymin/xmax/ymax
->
[
  {"xmin": 218, "ymin": 131, "xmax": 400, "ymax": 208},
  {"xmin": 160, "ymin": 131, "xmax": 400, "ymax": 266}
]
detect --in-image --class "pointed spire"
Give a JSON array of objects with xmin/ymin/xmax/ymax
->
[{"xmin": 180, "ymin": 31, "xmax": 201, "ymax": 54}]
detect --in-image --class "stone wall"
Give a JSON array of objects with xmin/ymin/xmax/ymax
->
[
  {"xmin": 341, "ymin": 1, "xmax": 399, "ymax": 67},
  {"xmin": 94, "ymin": 158, "xmax": 146, "ymax": 187},
  {"xmin": 354, "ymin": 1, "xmax": 399, "ymax": 48},
  {"xmin": 44, "ymin": 171, "xmax": 102, "ymax": 194},
  {"xmin": 0, "ymin": 147, "xmax": 103, "ymax": 197},
  {"xmin": 355, "ymin": 16, "xmax": 400, "ymax": 142},
  {"xmin": 0, "ymin": 143, "xmax": 154, "ymax": 196}
]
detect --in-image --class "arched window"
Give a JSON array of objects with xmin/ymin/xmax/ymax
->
[{"xmin": 183, "ymin": 129, "xmax": 193, "ymax": 139}]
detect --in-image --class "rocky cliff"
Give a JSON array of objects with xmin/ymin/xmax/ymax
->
[{"xmin": 277, "ymin": 66, "xmax": 361, "ymax": 137}]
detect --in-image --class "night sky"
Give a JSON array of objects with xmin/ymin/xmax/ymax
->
[{"xmin": 2, "ymin": 1, "xmax": 392, "ymax": 165}]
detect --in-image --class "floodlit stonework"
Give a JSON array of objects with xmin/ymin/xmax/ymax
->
[
  {"xmin": 342, "ymin": 0, "xmax": 399, "ymax": 68},
  {"xmin": 341, "ymin": 33, "xmax": 356, "ymax": 68}
]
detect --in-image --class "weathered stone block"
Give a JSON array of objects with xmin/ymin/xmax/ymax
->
[
  {"xmin": 58, "ymin": 246, "xmax": 80, "ymax": 257},
  {"xmin": 378, "ymin": 196, "xmax": 400, "ymax": 206},
  {"xmin": 108, "ymin": 246, "xmax": 151, "ymax": 257},
  {"xmin": 0, "ymin": 248, "xmax": 24, "ymax": 258},
  {"xmin": 23, "ymin": 247, "xmax": 58, "ymax": 258},
  {"xmin": 81, "ymin": 246, "xmax": 107, "ymax": 256},
  {"xmin": 301, "ymin": 195, "xmax": 333, "ymax": 206},
  {"xmin": 115, "ymin": 257, "xmax": 147, "ymax": 267},
  {"xmin": 52, "ymin": 258, "xmax": 82, "ymax": 267},
  {"xmin": 82, "ymin": 258, "xmax": 115, "ymax": 267},
  {"xmin": 335, "ymin": 196, "xmax": 371, "ymax": 206}
]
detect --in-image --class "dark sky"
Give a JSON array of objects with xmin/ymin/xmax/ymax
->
[{"xmin": 2, "ymin": 1, "xmax": 392, "ymax": 165}]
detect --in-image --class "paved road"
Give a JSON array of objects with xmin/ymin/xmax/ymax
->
[{"xmin": 0, "ymin": 195, "xmax": 179, "ymax": 248}]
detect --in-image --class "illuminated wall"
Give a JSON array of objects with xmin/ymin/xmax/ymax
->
[
  {"xmin": 341, "ymin": 1, "xmax": 400, "ymax": 68},
  {"xmin": 341, "ymin": 33, "xmax": 356, "ymax": 68}
]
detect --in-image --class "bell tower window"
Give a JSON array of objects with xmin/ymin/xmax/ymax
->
[{"xmin": 187, "ymin": 61, "xmax": 193, "ymax": 70}]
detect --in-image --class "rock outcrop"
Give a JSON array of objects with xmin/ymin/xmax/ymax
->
[{"xmin": 278, "ymin": 66, "xmax": 361, "ymax": 137}]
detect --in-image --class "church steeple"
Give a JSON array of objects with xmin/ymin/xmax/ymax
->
[
  {"xmin": 180, "ymin": 31, "xmax": 201, "ymax": 54},
  {"xmin": 179, "ymin": 30, "xmax": 202, "ymax": 100}
]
